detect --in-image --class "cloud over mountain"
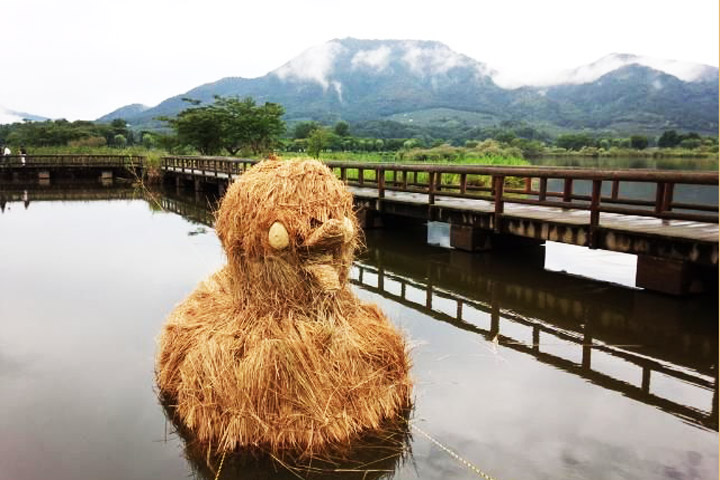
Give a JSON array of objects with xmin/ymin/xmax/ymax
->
[{"xmin": 95, "ymin": 38, "xmax": 718, "ymax": 135}]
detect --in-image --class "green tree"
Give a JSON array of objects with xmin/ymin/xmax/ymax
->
[
  {"xmin": 657, "ymin": 130, "xmax": 680, "ymax": 148},
  {"xmin": 333, "ymin": 121, "xmax": 350, "ymax": 137},
  {"xmin": 113, "ymin": 134, "xmax": 127, "ymax": 148},
  {"xmin": 293, "ymin": 121, "xmax": 320, "ymax": 139},
  {"xmin": 307, "ymin": 128, "xmax": 330, "ymax": 159},
  {"xmin": 161, "ymin": 100, "xmax": 223, "ymax": 155},
  {"xmin": 630, "ymin": 135, "xmax": 648, "ymax": 150},
  {"xmin": 162, "ymin": 96, "xmax": 285, "ymax": 156},
  {"xmin": 556, "ymin": 133, "xmax": 595, "ymax": 151}
]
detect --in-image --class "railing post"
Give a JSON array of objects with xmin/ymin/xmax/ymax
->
[
  {"xmin": 563, "ymin": 177, "xmax": 573, "ymax": 203},
  {"xmin": 340, "ymin": 167, "xmax": 347, "ymax": 183},
  {"xmin": 611, "ymin": 179, "xmax": 620, "ymax": 200},
  {"xmin": 539, "ymin": 177, "xmax": 547, "ymax": 202},
  {"xmin": 662, "ymin": 182, "xmax": 675, "ymax": 212},
  {"xmin": 377, "ymin": 167, "xmax": 385, "ymax": 199},
  {"xmin": 655, "ymin": 182, "xmax": 667, "ymax": 214},
  {"xmin": 402, "ymin": 170, "xmax": 408, "ymax": 190},
  {"xmin": 428, "ymin": 171, "xmax": 436, "ymax": 205},
  {"xmin": 524, "ymin": 176, "xmax": 532, "ymax": 193},
  {"xmin": 358, "ymin": 168, "xmax": 364, "ymax": 186},
  {"xmin": 589, "ymin": 179, "xmax": 602, "ymax": 248},
  {"xmin": 460, "ymin": 173, "xmax": 467, "ymax": 195},
  {"xmin": 493, "ymin": 175, "xmax": 504, "ymax": 233}
]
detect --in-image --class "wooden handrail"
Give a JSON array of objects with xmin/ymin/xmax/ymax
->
[
  {"xmin": 158, "ymin": 156, "xmax": 718, "ymax": 224},
  {"xmin": 4, "ymin": 155, "xmax": 715, "ymax": 225}
]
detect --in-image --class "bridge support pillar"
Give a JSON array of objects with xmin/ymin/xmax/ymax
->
[
  {"xmin": 357, "ymin": 206, "xmax": 382, "ymax": 229},
  {"xmin": 218, "ymin": 181, "xmax": 226, "ymax": 197},
  {"xmin": 194, "ymin": 178, "xmax": 202, "ymax": 192},
  {"xmin": 450, "ymin": 225, "xmax": 493, "ymax": 252},
  {"xmin": 635, "ymin": 255, "xmax": 714, "ymax": 295}
]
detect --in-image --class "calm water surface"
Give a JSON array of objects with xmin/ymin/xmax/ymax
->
[{"xmin": 0, "ymin": 185, "xmax": 717, "ymax": 480}]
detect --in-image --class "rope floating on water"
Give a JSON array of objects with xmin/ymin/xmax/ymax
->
[{"xmin": 411, "ymin": 424, "xmax": 502, "ymax": 480}]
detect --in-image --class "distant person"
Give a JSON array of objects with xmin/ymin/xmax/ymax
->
[
  {"xmin": 19, "ymin": 146, "xmax": 27, "ymax": 166},
  {"xmin": 3, "ymin": 145, "xmax": 10, "ymax": 156}
]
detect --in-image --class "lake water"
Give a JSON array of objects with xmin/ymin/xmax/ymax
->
[{"xmin": 0, "ymin": 184, "xmax": 717, "ymax": 480}]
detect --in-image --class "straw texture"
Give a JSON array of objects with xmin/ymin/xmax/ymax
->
[{"xmin": 156, "ymin": 158, "xmax": 412, "ymax": 459}]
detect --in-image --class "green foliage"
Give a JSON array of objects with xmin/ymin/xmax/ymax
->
[
  {"xmin": 68, "ymin": 136, "xmax": 107, "ymax": 148},
  {"xmin": 679, "ymin": 138, "xmax": 702, "ymax": 149},
  {"xmin": 162, "ymin": 96, "xmax": 286, "ymax": 155},
  {"xmin": 307, "ymin": 128, "xmax": 331, "ymax": 159},
  {"xmin": 113, "ymin": 134, "xmax": 127, "ymax": 148},
  {"xmin": 0, "ymin": 118, "xmax": 133, "ymax": 148},
  {"xmin": 293, "ymin": 121, "xmax": 320, "ymax": 139},
  {"xmin": 333, "ymin": 121, "xmax": 350, "ymax": 137},
  {"xmin": 630, "ymin": 135, "xmax": 648, "ymax": 150},
  {"xmin": 161, "ymin": 101, "xmax": 223, "ymax": 155},
  {"xmin": 658, "ymin": 130, "xmax": 680, "ymax": 148},
  {"xmin": 142, "ymin": 133, "xmax": 157, "ymax": 149},
  {"xmin": 555, "ymin": 133, "xmax": 596, "ymax": 151}
]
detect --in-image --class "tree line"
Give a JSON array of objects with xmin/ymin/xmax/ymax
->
[{"xmin": 1, "ymin": 95, "xmax": 716, "ymax": 158}]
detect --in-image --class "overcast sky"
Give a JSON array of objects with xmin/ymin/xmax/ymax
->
[{"xmin": 2, "ymin": 0, "xmax": 718, "ymax": 120}]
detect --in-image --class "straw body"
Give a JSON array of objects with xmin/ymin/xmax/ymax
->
[{"xmin": 156, "ymin": 159, "xmax": 412, "ymax": 457}]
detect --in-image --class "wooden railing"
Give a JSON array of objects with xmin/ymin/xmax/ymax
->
[
  {"xmin": 8, "ymin": 155, "xmax": 714, "ymax": 230},
  {"xmin": 162, "ymin": 156, "xmax": 255, "ymax": 177},
  {"xmin": 161, "ymin": 156, "xmax": 719, "ymax": 226},
  {"xmin": 0, "ymin": 154, "xmax": 144, "ymax": 168}
]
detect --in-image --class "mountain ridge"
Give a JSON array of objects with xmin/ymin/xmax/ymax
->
[{"xmin": 7, "ymin": 38, "xmax": 718, "ymax": 135}]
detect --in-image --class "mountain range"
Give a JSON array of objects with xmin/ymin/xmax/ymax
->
[{"xmin": 28, "ymin": 39, "xmax": 720, "ymax": 135}]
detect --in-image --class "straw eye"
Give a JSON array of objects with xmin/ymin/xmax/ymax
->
[
  {"xmin": 342, "ymin": 216, "xmax": 354, "ymax": 242},
  {"xmin": 268, "ymin": 221, "xmax": 290, "ymax": 250}
]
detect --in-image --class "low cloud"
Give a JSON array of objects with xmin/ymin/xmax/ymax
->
[
  {"xmin": 401, "ymin": 41, "xmax": 470, "ymax": 76},
  {"xmin": 351, "ymin": 46, "xmax": 392, "ymax": 71},
  {"xmin": 274, "ymin": 40, "xmax": 346, "ymax": 90},
  {"xmin": 492, "ymin": 53, "xmax": 716, "ymax": 88}
]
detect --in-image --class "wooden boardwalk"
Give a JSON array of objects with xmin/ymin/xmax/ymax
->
[
  {"xmin": 2, "ymin": 154, "xmax": 717, "ymax": 294},
  {"xmin": 350, "ymin": 186, "xmax": 719, "ymax": 243}
]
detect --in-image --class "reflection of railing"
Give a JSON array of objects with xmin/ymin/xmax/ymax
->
[
  {"xmin": 158, "ymin": 195, "xmax": 215, "ymax": 227},
  {"xmin": 0, "ymin": 189, "xmax": 142, "ymax": 203},
  {"xmin": 351, "ymin": 262, "xmax": 718, "ymax": 431}
]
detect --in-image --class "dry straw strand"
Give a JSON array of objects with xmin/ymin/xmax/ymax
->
[{"xmin": 156, "ymin": 158, "xmax": 412, "ymax": 461}]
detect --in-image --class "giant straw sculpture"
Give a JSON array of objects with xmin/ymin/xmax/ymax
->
[{"xmin": 156, "ymin": 158, "xmax": 412, "ymax": 459}]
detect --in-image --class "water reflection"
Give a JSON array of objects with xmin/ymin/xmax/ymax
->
[
  {"xmin": 161, "ymin": 401, "xmax": 411, "ymax": 480},
  {"xmin": 1, "ymin": 182, "xmax": 717, "ymax": 480},
  {"xmin": 358, "ymin": 228, "xmax": 718, "ymax": 431}
]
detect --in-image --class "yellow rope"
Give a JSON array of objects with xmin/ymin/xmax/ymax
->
[
  {"xmin": 411, "ymin": 424, "xmax": 502, "ymax": 480},
  {"xmin": 213, "ymin": 451, "xmax": 227, "ymax": 480}
]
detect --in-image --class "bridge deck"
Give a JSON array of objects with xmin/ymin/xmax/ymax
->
[
  {"xmin": 350, "ymin": 186, "xmax": 719, "ymax": 243},
  {"xmin": 162, "ymin": 168, "xmax": 718, "ymax": 244}
]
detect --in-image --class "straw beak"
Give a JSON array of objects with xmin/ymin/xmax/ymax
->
[{"xmin": 302, "ymin": 219, "xmax": 347, "ymax": 250}]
